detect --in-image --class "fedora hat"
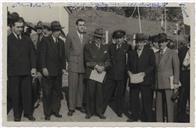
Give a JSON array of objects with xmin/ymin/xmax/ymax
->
[
  {"xmin": 93, "ymin": 28, "xmax": 105, "ymax": 38},
  {"xmin": 135, "ymin": 33, "xmax": 148, "ymax": 41},
  {"xmin": 35, "ymin": 21, "xmax": 43, "ymax": 29},
  {"xmin": 112, "ymin": 30, "xmax": 126, "ymax": 39},
  {"xmin": 158, "ymin": 33, "xmax": 168, "ymax": 43},
  {"xmin": 50, "ymin": 21, "xmax": 64, "ymax": 31}
]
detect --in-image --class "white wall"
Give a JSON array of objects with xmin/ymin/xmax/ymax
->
[{"xmin": 8, "ymin": 5, "xmax": 69, "ymax": 35}]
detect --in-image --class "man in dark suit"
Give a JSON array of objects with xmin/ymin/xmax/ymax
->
[
  {"xmin": 65, "ymin": 19, "xmax": 88, "ymax": 116},
  {"xmin": 7, "ymin": 17, "xmax": 36, "ymax": 121},
  {"xmin": 40, "ymin": 21, "xmax": 66, "ymax": 120},
  {"xmin": 84, "ymin": 28, "xmax": 111, "ymax": 119},
  {"xmin": 177, "ymin": 38, "xmax": 190, "ymax": 122},
  {"xmin": 127, "ymin": 33, "xmax": 155, "ymax": 122},
  {"xmin": 103, "ymin": 30, "xmax": 129, "ymax": 117}
]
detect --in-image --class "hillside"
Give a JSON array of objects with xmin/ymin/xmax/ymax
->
[{"xmin": 69, "ymin": 8, "xmax": 185, "ymax": 42}]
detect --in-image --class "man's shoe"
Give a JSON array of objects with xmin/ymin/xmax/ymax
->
[
  {"xmin": 127, "ymin": 118, "xmax": 138, "ymax": 122},
  {"xmin": 45, "ymin": 116, "xmax": 51, "ymax": 120},
  {"xmin": 85, "ymin": 114, "xmax": 92, "ymax": 119},
  {"xmin": 67, "ymin": 110, "xmax": 75, "ymax": 116},
  {"xmin": 53, "ymin": 113, "xmax": 62, "ymax": 118},
  {"xmin": 24, "ymin": 115, "xmax": 36, "ymax": 121},
  {"xmin": 117, "ymin": 113, "xmax": 123, "ymax": 118},
  {"xmin": 98, "ymin": 114, "xmax": 106, "ymax": 119},
  {"xmin": 76, "ymin": 107, "xmax": 86, "ymax": 113},
  {"xmin": 14, "ymin": 117, "xmax": 21, "ymax": 122}
]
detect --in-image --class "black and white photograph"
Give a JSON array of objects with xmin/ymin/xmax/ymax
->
[{"xmin": 2, "ymin": 1, "xmax": 195, "ymax": 127}]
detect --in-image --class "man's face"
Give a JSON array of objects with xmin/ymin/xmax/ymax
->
[
  {"xmin": 12, "ymin": 22, "xmax": 24, "ymax": 35},
  {"xmin": 159, "ymin": 41, "xmax": 168, "ymax": 50},
  {"xmin": 36, "ymin": 28, "xmax": 43, "ymax": 34},
  {"xmin": 76, "ymin": 21, "xmax": 85, "ymax": 33},
  {"xmin": 43, "ymin": 28, "xmax": 51, "ymax": 37},
  {"xmin": 116, "ymin": 37, "xmax": 124, "ymax": 45},
  {"xmin": 153, "ymin": 42, "xmax": 159, "ymax": 49},
  {"xmin": 94, "ymin": 37, "xmax": 102, "ymax": 44},
  {"xmin": 136, "ymin": 40, "xmax": 146, "ymax": 50},
  {"xmin": 52, "ymin": 30, "xmax": 61, "ymax": 38}
]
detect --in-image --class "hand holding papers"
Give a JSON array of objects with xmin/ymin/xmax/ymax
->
[
  {"xmin": 89, "ymin": 69, "xmax": 106, "ymax": 83},
  {"xmin": 128, "ymin": 71, "xmax": 145, "ymax": 84}
]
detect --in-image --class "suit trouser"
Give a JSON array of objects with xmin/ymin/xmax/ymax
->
[
  {"xmin": 130, "ymin": 84, "xmax": 153, "ymax": 122},
  {"xmin": 86, "ymin": 79, "xmax": 103, "ymax": 115},
  {"xmin": 42, "ymin": 76, "xmax": 61, "ymax": 116},
  {"xmin": 156, "ymin": 89, "xmax": 174, "ymax": 122},
  {"xmin": 177, "ymin": 70, "xmax": 190, "ymax": 122},
  {"xmin": 68, "ymin": 72, "xmax": 84, "ymax": 110},
  {"xmin": 103, "ymin": 79, "xmax": 125, "ymax": 114},
  {"xmin": 8, "ymin": 75, "xmax": 33, "ymax": 118}
]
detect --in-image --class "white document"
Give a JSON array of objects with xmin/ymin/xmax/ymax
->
[
  {"xmin": 89, "ymin": 70, "xmax": 106, "ymax": 83},
  {"xmin": 129, "ymin": 73, "xmax": 144, "ymax": 84},
  {"xmin": 170, "ymin": 76, "xmax": 181, "ymax": 89}
]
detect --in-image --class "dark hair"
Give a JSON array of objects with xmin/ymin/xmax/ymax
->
[
  {"xmin": 11, "ymin": 17, "xmax": 24, "ymax": 27},
  {"xmin": 76, "ymin": 18, "xmax": 85, "ymax": 25}
]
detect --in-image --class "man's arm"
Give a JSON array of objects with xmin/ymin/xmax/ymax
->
[
  {"xmin": 65, "ymin": 33, "xmax": 72, "ymax": 62},
  {"xmin": 172, "ymin": 50, "xmax": 180, "ymax": 84}
]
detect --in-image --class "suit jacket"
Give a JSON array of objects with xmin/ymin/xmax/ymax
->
[
  {"xmin": 155, "ymin": 47, "xmax": 180, "ymax": 89},
  {"xmin": 30, "ymin": 33, "xmax": 44, "ymax": 71},
  {"xmin": 7, "ymin": 33, "xmax": 36, "ymax": 76},
  {"xmin": 65, "ymin": 31, "xmax": 88, "ymax": 73},
  {"xmin": 40, "ymin": 35, "xmax": 66, "ymax": 76},
  {"xmin": 108, "ymin": 43, "xmax": 129, "ymax": 80},
  {"xmin": 128, "ymin": 47, "xmax": 155, "ymax": 85},
  {"xmin": 178, "ymin": 46, "xmax": 189, "ymax": 70},
  {"xmin": 84, "ymin": 42, "xmax": 111, "ymax": 79}
]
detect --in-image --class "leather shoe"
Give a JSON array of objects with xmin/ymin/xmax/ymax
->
[
  {"xmin": 67, "ymin": 110, "xmax": 75, "ymax": 116},
  {"xmin": 24, "ymin": 115, "xmax": 36, "ymax": 121},
  {"xmin": 117, "ymin": 113, "xmax": 123, "ymax": 117},
  {"xmin": 14, "ymin": 117, "xmax": 21, "ymax": 122},
  {"xmin": 97, "ymin": 114, "xmax": 106, "ymax": 119},
  {"xmin": 45, "ymin": 116, "xmax": 50, "ymax": 120},
  {"xmin": 53, "ymin": 113, "xmax": 62, "ymax": 118},
  {"xmin": 127, "ymin": 118, "xmax": 138, "ymax": 122},
  {"xmin": 85, "ymin": 114, "xmax": 92, "ymax": 119},
  {"xmin": 76, "ymin": 107, "xmax": 86, "ymax": 113}
]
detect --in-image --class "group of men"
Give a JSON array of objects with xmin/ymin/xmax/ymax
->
[{"xmin": 7, "ymin": 15, "xmax": 190, "ymax": 122}]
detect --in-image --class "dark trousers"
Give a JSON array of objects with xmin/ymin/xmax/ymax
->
[
  {"xmin": 130, "ymin": 84, "xmax": 153, "ymax": 122},
  {"xmin": 8, "ymin": 75, "xmax": 33, "ymax": 118},
  {"xmin": 103, "ymin": 79, "xmax": 126, "ymax": 115},
  {"xmin": 42, "ymin": 75, "xmax": 61, "ymax": 117},
  {"xmin": 177, "ymin": 70, "xmax": 190, "ymax": 122},
  {"xmin": 86, "ymin": 79, "xmax": 103, "ymax": 115}
]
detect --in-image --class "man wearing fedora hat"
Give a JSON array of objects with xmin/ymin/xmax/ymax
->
[
  {"xmin": 65, "ymin": 18, "xmax": 88, "ymax": 116},
  {"xmin": 155, "ymin": 33, "xmax": 180, "ymax": 122},
  {"xmin": 40, "ymin": 21, "xmax": 66, "ymax": 120},
  {"xmin": 84, "ymin": 28, "xmax": 110, "ymax": 119},
  {"xmin": 103, "ymin": 30, "xmax": 129, "ymax": 117},
  {"xmin": 127, "ymin": 33, "xmax": 155, "ymax": 122}
]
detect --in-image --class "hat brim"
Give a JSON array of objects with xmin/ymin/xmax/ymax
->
[
  {"xmin": 93, "ymin": 34, "xmax": 104, "ymax": 38},
  {"xmin": 51, "ymin": 27, "xmax": 64, "ymax": 31}
]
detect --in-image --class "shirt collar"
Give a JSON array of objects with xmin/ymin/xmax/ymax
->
[
  {"xmin": 162, "ymin": 47, "xmax": 167, "ymax": 54},
  {"xmin": 52, "ymin": 35, "xmax": 57, "ymax": 43},
  {"xmin": 13, "ymin": 32, "xmax": 21, "ymax": 39}
]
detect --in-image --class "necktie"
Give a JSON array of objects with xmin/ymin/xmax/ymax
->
[
  {"xmin": 17, "ymin": 35, "xmax": 21, "ymax": 40},
  {"xmin": 80, "ymin": 34, "xmax": 83, "ymax": 44}
]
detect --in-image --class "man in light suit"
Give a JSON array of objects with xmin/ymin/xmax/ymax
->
[
  {"xmin": 65, "ymin": 19, "xmax": 87, "ymax": 116},
  {"xmin": 155, "ymin": 33, "xmax": 180, "ymax": 122}
]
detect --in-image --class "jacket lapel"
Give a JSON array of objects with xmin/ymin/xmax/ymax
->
[
  {"xmin": 159, "ymin": 48, "xmax": 169, "ymax": 66},
  {"xmin": 49, "ymin": 36, "xmax": 58, "ymax": 55}
]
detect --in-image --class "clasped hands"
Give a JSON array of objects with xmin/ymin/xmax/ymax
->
[{"xmin": 94, "ymin": 65, "xmax": 105, "ymax": 73}]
